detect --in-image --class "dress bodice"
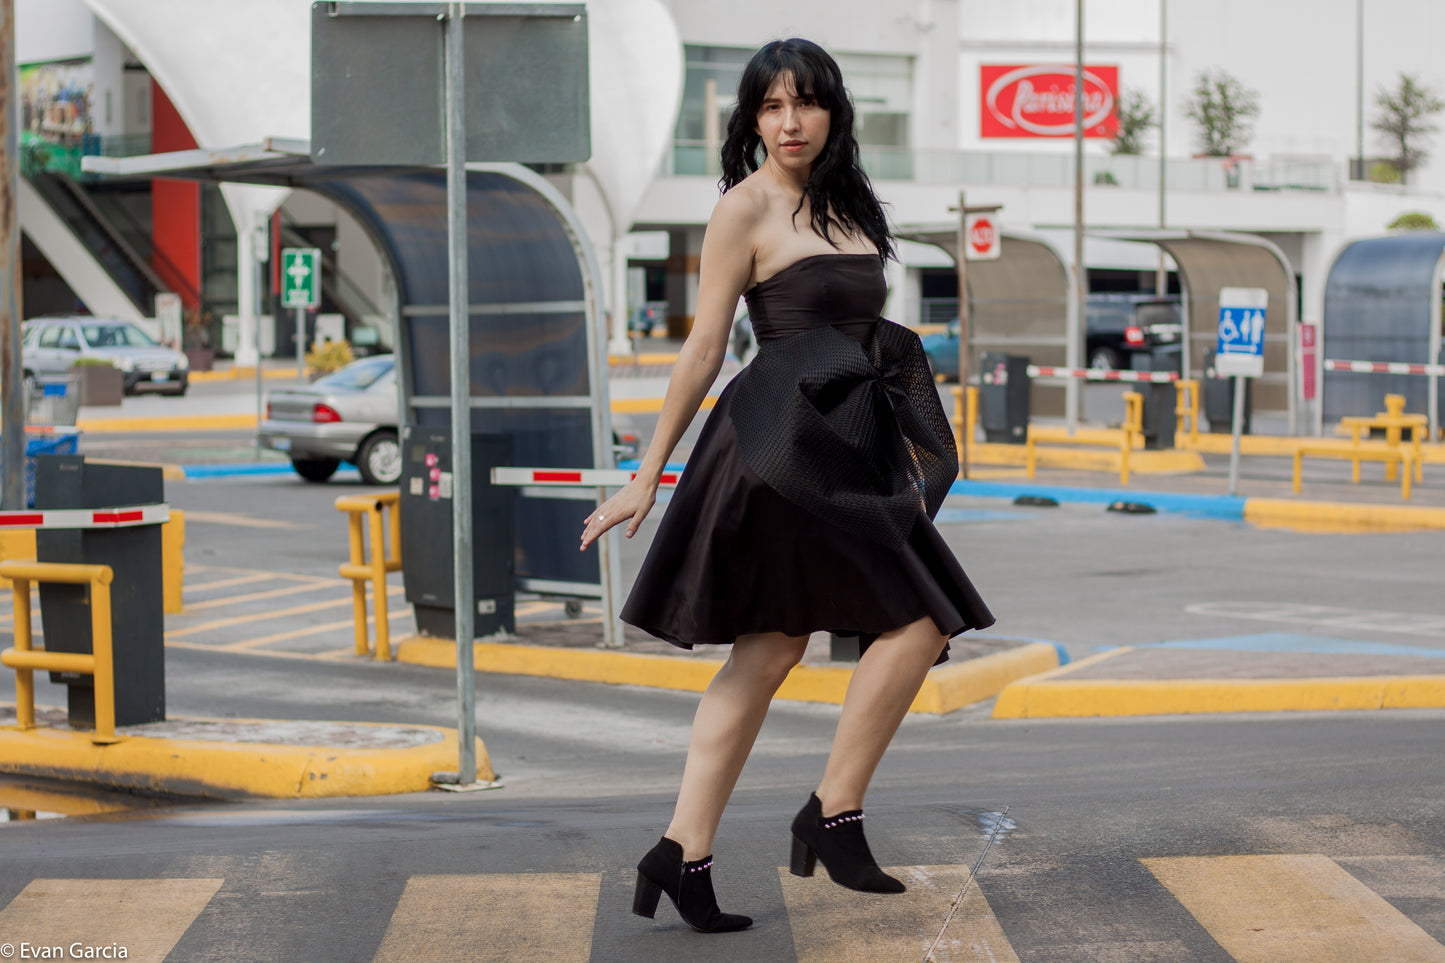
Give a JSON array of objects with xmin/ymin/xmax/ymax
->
[{"xmin": 743, "ymin": 253, "xmax": 886, "ymax": 345}]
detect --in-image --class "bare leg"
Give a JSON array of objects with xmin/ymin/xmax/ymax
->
[
  {"xmin": 815, "ymin": 615, "xmax": 947, "ymax": 815},
  {"xmin": 665, "ymin": 632, "xmax": 809, "ymax": 859}
]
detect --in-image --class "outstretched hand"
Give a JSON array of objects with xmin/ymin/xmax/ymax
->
[{"xmin": 580, "ymin": 479, "xmax": 657, "ymax": 551}]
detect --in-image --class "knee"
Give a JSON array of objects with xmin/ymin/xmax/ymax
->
[{"xmin": 729, "ymin": 635, "xmax": 807, "ymax": 688}]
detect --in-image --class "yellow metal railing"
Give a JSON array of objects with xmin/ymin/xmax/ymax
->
[
  {"xmin": 0, "ymin": 560, "xmax": 120, "ymax": 744},
  {"xmin": 949, "ymin": 386, "xmax": 979, "ymax": 472},
  {"xmin": 335, "ymin": 491, "xmax": 402, "ymax": 660},
  {"xmin": 1174, "ymin": 379, "xmax": 1200, "ymax": 446}
]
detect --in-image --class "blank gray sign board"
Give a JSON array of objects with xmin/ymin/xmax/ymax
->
[{"xmin": 311, "ymin": 2, "xmax": 590, "ymax": 166}]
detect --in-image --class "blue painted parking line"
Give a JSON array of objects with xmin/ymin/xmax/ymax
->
[
  {"xmin": 948, "ymin": 479, "xmax": 1248, "ymax": 521},
  {"xmin": 182, "ymin": 463, "xmax": 361, "ymax": 479}
]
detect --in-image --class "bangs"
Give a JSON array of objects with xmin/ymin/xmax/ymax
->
[{"xmin": 738, "ymin": 38, "xmax": 847, "ymax": 115}]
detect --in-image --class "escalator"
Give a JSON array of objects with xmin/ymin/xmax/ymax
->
[{"xmin": 24, "ymin": 172, "xmax": 173, "ymax": 319}]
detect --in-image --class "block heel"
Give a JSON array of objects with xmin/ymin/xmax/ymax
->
[
  {"xmin": 632, "ymin": 871, "xmax": 662, "ymax": 918},
  {"xmin": 790, "ymin": 835, "xmax": 817, "ymax": 877}
]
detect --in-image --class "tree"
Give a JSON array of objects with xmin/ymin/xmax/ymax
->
[
  {"xmin": 1110, "ymin": 89, "xmax": 1156, "ymax": 156},
  {"xmin": 1387, "ymin": 211, "xmax": 1440, "ymax": 231},
  {"xmin": 1184, "ymin": 70, "xmax": 1260, "ymax": 157},
  {"xmin": 1372, "ymin": 73, "xmax": 1444, "ymax": 186}
]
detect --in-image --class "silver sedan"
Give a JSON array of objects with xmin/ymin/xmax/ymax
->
[{"xmin": 259, "ymin": 355, "xmax": 401, "ymax": 485}]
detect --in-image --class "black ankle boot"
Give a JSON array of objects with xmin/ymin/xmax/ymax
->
[
  {"xmin": 789, "ymin": 793, "xmax": 905, "ymax": 893},
  {"xmin": 633, "ymin": 836, "xmax": 752, "ymax": 933}
]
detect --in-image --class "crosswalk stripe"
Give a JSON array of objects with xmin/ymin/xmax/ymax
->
[
  {"xmin": 1144, "ymin": 854, "xmax": 1445, "ymax": 962},
  {"xmin": 372, "ymin": 873, "xmax": 601, "ymax": 963},
  {"xmin": 780, "ymin": 864, "xmax": 1018, "ymax": 962},
  {"xmin": 0, "ymin": 878, "xmax": 224, "ymax": 963}
]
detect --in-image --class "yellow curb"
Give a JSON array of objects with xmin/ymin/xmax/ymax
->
[
  {"xmin": 1244, "ymin": 498, "xmax": 1445, "ymax": 532},
  {"xmin": 971, "ymin": 442, "xmax": 1206, "ymax": 475},
  {"xmin": 608, "ymin": 353, "xmax": 680, "ymax": 366},
  {"xmin": 0, "ymin": 717, "xmax": 491, "ymax": 798},
  {"xmin": 394, "ymin": 636, "xmax": 1058, "ymax": 715},
  {"xmin": 77, "ymin": 414, "xmax": 258, "ymax": 432},
  {"xmin": 189, "ymin": 367, "xmax": 306, "ymax": 382},
  {"xmin": 610, "ymin": 395, "xmax": 719, "ymax": 415},
  {"xmin": 992, "ymin": 648, "xmax": 1445, "ymax": 718}
]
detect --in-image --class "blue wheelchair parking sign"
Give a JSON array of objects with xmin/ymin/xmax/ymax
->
[{"xmin": 1215, "ymin": 286, "xmax": 1268, "ymax": 377}]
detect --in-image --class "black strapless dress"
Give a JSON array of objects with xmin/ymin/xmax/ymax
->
[{"xmin": 620, "ymin": 253, "xmax": 995, "ymax": 662}]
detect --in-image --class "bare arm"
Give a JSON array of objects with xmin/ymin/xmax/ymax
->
[{"xmin": 580, "ymin": 190, "xmax": 759, "ymax": 549}]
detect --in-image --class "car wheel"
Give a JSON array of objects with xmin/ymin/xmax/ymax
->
[
  {"xmin": 292, "ymin": 457, "xmax": 341, "ymax": 483},
  {"xmin": 1088, "ymin": 347, "xmax": 1122, "ymax": 372},
  {"xmin": 357, "ymin": 430, "xmax": 402, "ymax": 485}
]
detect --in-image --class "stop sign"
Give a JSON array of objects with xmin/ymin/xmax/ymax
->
[{"xmin": 964, "ymin": 213, "xmax": 1001, "ymax": 260}]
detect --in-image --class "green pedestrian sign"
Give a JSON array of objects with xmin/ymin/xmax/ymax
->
[{"xmin": 281, "ymin": 248, "xmax": 322, "ymax": 309}]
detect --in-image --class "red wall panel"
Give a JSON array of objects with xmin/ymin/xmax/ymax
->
[{"xmin": 150, "ymin": 84, "xmax": 201, "ymax": 310}]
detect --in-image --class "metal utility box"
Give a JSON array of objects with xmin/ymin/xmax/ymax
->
[
  {"xmin": 1131, "ymin": 351, "xmax": 1176, "ymax": 450},
  {"xmin": 979, "ymin": 353, "xmax": 1031, "ymax": 444},
  {"xmin": 1203, "ymin": 349, "xmax": 1253, "ymax": 434},
  {"xmin": 400, "ymin": 426, "xmax": 516, "ymax": 639},
  {"xmin": 34, "ymin": 456, "xmax": 165, "ymax": 728}
]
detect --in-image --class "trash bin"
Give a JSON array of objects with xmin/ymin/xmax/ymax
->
[
  {"xmin": 979, "ymin": 353, "xmax": 1031, "ymax": 444},
  {"xmin": 1131, "ymin": 351, "xmax": 1176, "ymax": 450},
  {"xmin": 399, "ymin": 426, "xmax": 516, "ymax": 639},
  {"xmin": 1202, "ymin": 349, "xmax": 1252, "ymax": 434},
  {"xmin": 34, "ymin": 456, "xmax": 166, "ymax": 729}
]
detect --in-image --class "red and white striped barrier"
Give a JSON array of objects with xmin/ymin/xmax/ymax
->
[
  {"xmin": 1027, "ymin": 365, "xmax": 1179, "ymax": 383},
  {"xmin": 0, "ymin": 504, "xmax": 170, "ymax": 529},
  {"xmin": 491, "ymin": 467, "xmax": 683, "ymax": 489},
  {"xmin": 1324, "ymin": 359, "xmax": 1445, "ymax": 376}
]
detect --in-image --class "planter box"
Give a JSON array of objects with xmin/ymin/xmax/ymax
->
[
  {"xmin": 72, "ymin": 364, "xmax": 124, "ymax": 407},
  {"xmin": 184, "ymin": 347, "xmax": 215, "ymax": 372}
]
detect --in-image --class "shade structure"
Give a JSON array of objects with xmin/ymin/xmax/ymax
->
[
  {"xmin": 898, "ymin": 229, "xmax": 1073, "ymax": 417},
  {"xmin": 83, "ymin": 141, "xmax": 615, "ymax": 607},
  {"xmin": 1322, "ymin": 232, "xmax": 1445, "ymax": 429}
]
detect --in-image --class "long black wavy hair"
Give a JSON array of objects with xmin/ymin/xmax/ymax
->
[{"xmin": 720, "ymin": 39, "xmax": 894, "ymax": 262}]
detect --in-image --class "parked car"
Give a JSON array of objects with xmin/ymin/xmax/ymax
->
[
  {"xmin": 259, "ymin": 355, "xmax": 402, "ymax": 484},
  {"xmin": 21, "ymin": 316, "xmax": 189, "ymax": 395},
  {"xmin": 730, "ymin": 309, "xmax": 757, "ymax": 364},
  {"xmin": 260, "ymin": 354, "xmax": 643, "ymax": 486},
  {"xmin": 920, "ymin": 294, "xmax": 1184, "ymax": 380},
  {"xmin": 1086, "ymin": 294, "xmax": 1183, "ymax": 372}
]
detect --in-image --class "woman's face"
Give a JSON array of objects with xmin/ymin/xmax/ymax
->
[{"xmin": 754, "ymin": 71, "xmax": 830, "ymax": 174}]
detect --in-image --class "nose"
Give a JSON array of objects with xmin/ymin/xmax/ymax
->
[{"xmin": 781, "ymin": 107, "xmax": 801, "ymax": 132}]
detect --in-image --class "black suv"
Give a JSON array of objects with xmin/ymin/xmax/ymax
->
[{"xmin": 1086, "ymin": 294, "xmax": 1183, "ymax": 372}]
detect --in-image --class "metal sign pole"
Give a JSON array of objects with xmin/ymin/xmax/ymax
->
[
  {"xmin": 295, "ymin": 307, "xmax": 305, "ymax": 376},
  {"xmin": 1228, "ymin": 375, "xmax": 1245, "ymax": 495},
  {"xmin": 444, "ymin": 3, "xmax": 478, "ymax": 786},
  {"xmin": 955, "ymin": 190, "xmax": 970, "ymax": 479},
  {"xmin": 0, "ymin": 0, "xmax": 24, "ymax": 510}
]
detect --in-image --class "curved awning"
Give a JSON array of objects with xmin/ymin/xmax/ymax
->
[
  {"xmin": 84, "ymin": 142, "xmax": 614, "ymax": 600},
  {"xmin": 1322, "ymin": 232, "xmax": 1445, "ymax": 431}
]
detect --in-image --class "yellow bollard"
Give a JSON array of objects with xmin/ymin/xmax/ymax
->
[
  {"xmin": 336, "ymin": 492, "xmax": 403, "ymax": 660},
  {"xmin": 1174, "ymin": 379, "xmax": 1200, "ymax": 447}
]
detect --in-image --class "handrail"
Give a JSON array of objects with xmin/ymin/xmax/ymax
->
[
  {"xmin": 0, "ymin": 560, "xmax": 119, "ymax": 744},
  {"xmin": 335, "ymin": 491, "xmax": 402, "ymax": 660}
]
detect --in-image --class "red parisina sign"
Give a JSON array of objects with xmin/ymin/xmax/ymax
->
[{"xmin": 980, "ymin": 64, "xmax": 1119, "ymax": 138}]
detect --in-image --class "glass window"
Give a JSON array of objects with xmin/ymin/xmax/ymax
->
[
  {"xmin": 675, "ymin": 46, "xmax": 912, "ymax": 149},
  {"xmin": 81, "ymin": 322, "xmax": 157, "ymax": 348},
  {"xmin": 315, "ymin": 355, "xmax": 394, "ymax": 391},
  {"xmin": 56, "ymin": 326, "xmax": 80, "ymax": 350}
]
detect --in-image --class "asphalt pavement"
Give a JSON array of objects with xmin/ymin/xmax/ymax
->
[{"xmin": 3, "ymin": 369, "xmax": 1445, "ymax": 959}]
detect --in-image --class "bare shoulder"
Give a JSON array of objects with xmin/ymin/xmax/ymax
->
[{"xmin": 711, "ymin": 178, "xmax": 770, "ymax": 233}]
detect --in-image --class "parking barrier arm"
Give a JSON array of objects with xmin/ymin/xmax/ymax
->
[{"xmin": 0, "ymin": 560, "xmax": 118, "ymax": 744}]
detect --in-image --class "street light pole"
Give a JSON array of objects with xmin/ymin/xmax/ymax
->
[
  {"xmin": 1156, "ymin": 0, "xmax": 1168, "ymax": 297},
  {"xmin": 1070, "ymin": 0, "xmax": 1085, "ymax": 433}
]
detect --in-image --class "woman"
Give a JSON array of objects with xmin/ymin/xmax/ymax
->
[{"xmin": 579, "ymin": 38, "xmax": 994, "ymax": 933}]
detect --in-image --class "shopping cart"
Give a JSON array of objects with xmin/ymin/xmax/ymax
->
[
  {"xmin": 26, "ymin": 373, "xmax": 82, "ymax": 427},
  {"xmin": 0, "ymin": 428, "xmax": 82, "ymax": 508}
]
